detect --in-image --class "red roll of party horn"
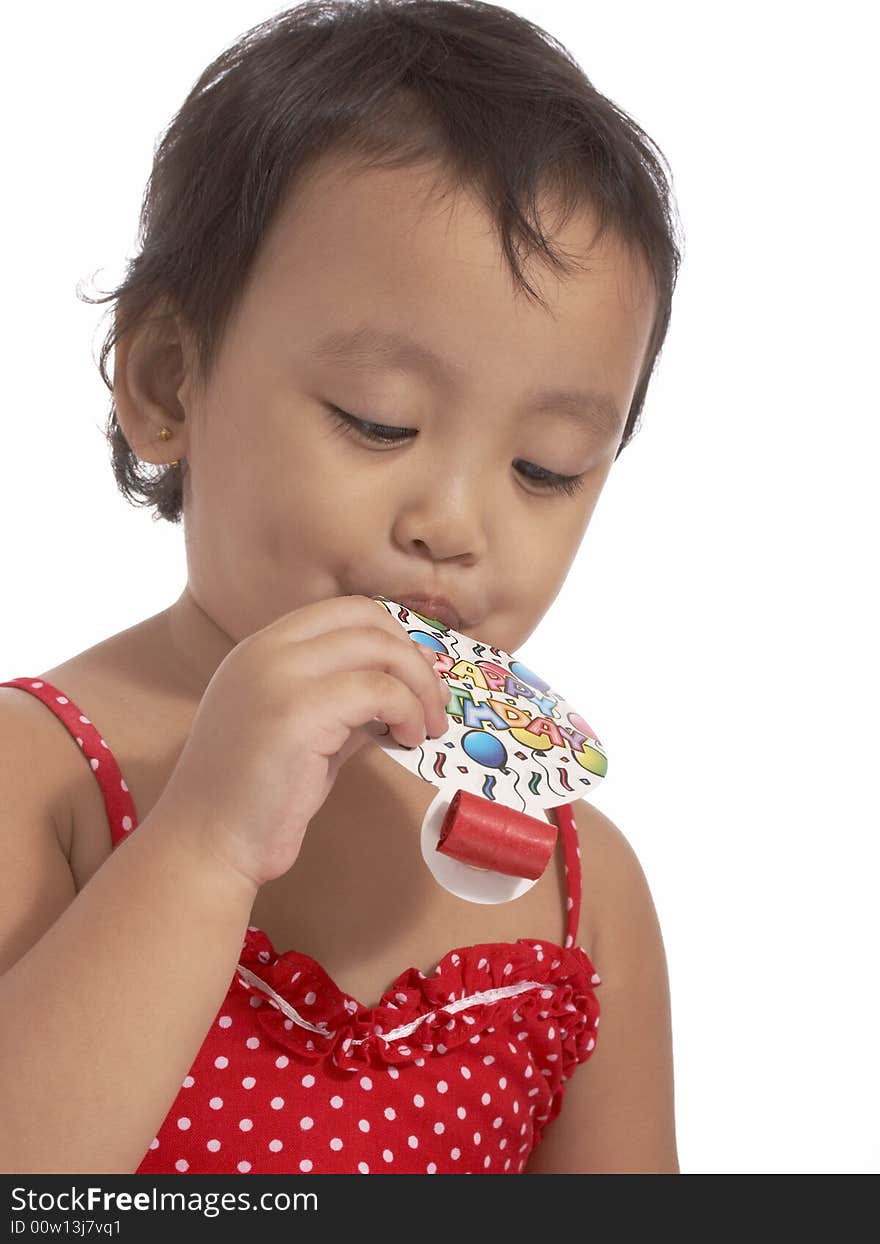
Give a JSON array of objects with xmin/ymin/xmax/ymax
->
[{"xmin": 436, "ymin": 788, "xmax": 558, "ymax": 881}]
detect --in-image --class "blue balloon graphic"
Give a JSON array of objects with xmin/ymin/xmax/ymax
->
[
  {"xmin": 509, "ymin": 660, "xmax": 551, "ymax": 694},
  {"xmin": 461, "ymin": 730, "xmax": 508, "ymax": 769},
  {"xmin": 411, "ymin": 630, "xmax": 448, "ymax": 654}
]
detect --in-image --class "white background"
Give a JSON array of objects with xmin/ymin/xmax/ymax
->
[{"xmin": 1, "ymin": 2, "xmax": 876, "ymax": 1174}]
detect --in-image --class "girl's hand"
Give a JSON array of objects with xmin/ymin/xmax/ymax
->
[{"xmin": 152, "ymin": 595, "xmax": 449, "ymax": 891}]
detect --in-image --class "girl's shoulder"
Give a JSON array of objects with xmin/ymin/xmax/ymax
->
[
  {"xmin": 0, "ymin": 676, "xmax": 84, "ymax": 977},
  {"xmin": 0, "ymin": 676, "xmax": 82, "ymax": 853},
  {"xmin": 1, "ymin": 628, "xmax": 190, "ymax": 897}
]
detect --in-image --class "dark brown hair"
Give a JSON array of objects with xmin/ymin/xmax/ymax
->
[{"xmin": 81, "ymin": 0, "xmax": 683, "ymax": 525}]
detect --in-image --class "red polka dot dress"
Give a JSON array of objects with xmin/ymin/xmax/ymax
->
[{"xmin": 1, "ymin": 676, "xmax": 602, "ymax": 1174}]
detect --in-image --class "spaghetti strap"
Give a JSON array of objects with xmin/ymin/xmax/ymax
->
[
  {"xmin": 552, "ymin": 801, "xmax": 583, "ymax": 949},
  {"xmin": 0, "ymin": 677, "xmax": 140, "ymax": 849}
]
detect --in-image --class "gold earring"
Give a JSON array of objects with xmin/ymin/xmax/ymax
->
[{"xmin": 158, "ymin": 425, "xmax": 181, "ymax": 467}]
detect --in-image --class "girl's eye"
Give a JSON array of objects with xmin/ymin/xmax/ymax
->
[
  {"xmin": 326, "ymin": 405, "xmax": 586, "ymax": 497},
  {"xmin": 329, "ymin": 406, "xmax": 414, "ymax": 445},
  {"xmin": 511, "ymin": 459, "xmax": 586, "ymax": 497}
]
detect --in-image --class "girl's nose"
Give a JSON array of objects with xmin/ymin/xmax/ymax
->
[{"xmin": 392, "ymin": 464, "xmax": 490, "ymax": 562}]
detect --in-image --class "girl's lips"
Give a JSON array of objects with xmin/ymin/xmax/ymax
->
[{"xmin": 396, "ymin": 597, "xmax": 463, "ymax": 632}]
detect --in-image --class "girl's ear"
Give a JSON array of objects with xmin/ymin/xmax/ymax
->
[{"xmin": 112, "ymin": 300, "xmax": 191, "ymax": 467}]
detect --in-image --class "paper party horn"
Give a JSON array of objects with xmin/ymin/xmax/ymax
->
[{"xmin": 368, "ymin": 595, "xmax": 608, "ymax": 904}]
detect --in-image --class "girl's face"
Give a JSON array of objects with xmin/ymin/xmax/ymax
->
[{"xmin": 124, "ymin": 155, "xmax": 656, "ymax": 684}]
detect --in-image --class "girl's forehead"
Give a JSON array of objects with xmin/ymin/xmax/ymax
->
[
  {"xmin": 261, "ymin": 154, "xmax": 643, "ymax": 292},
  {"xmin": 247, "ymin": 157, "xmax": 655, "ymax": 371}
]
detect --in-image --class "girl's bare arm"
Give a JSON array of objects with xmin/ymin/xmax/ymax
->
[{"xmin": 0, "ymin": 801, "xmax": 258, "ymax": 1174}]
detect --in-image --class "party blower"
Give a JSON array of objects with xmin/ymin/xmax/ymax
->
[{"xmin": 367, "ymin": 596, "xmax": 608, "ymax": 905}]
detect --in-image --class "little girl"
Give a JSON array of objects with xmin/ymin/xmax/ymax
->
[{"xmin": 0, "ymin": 0, "xmax": 680, "ymax": 1175}]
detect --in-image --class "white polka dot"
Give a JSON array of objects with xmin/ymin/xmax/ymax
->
[
  {"xmin": 387, "ymin": 1067, "xmax": 400, "ymax": 1079},
  {"xmin": 384, "ymin": 1107, "xmax": 396, "ymax": 1121},
  {"xmin": 300, "ymin": 1117, "xmax": 314, "ymax": 1130},
  {"xmin": 218, "ymin": 1016, "xmax": 232, "ymax": 1028},
  {"xmin": 383, "ymin": 1149, "xmax": 394, "ymax": 1163},
  {"xmin": 214, "ymin": 1057, "xmax": 228, "ymax": 1069},
  {"xmin": 493, "ymin": 1116, "xmax": 503, "ymax": 1129},
  {"xmin": 239, "ymin": 1119, "xmax": 253, "ymax": 1132},
  {"xmin": 456, "ymin": 1106, "xmax": 467, "ymax": 1119},
  {"xmin": 330, "ymin": 1138, "xmax": 343, "ymax": 1151},
  {"xmin": 207, "ymin": 1140, "xmax": 221, "ymax": 1152},
  {"xmin": 434, "ymin": 1121, "xmax": 445, "ymax": 1135},
  {"xmin": 270, "ymin": 1096, "xmax": 285, "ymax": 1109},
  {"xmin": 483, "ymin": 1055, "xmax": 495, "ymax": 1065},
  {"xmin": 484, "ymin": 1155, "xmax": 492, "ymax": 1168},
  {"xmin": 149, "ymin": 1139, "xmax": 159, "ymax": 1150},
  {"xmin": 302, "ymin": 1074, "xmax": 316, "ymax": 1087},
  {"xmin": 358, "ymin": 1162, "xmax": 370, "ymax": 1174},
  {"xmin": 242, "ymin": 1077, "xmax": 255, "ymax": 1090},
  {"xmin": 427, "ymin": 1163, "xmax": 437, "ymax": 1174},
  {"xmin": 182, "ymin": 1076, "xmax": 195, "ymax": 1088},
  {"xmin": 499, "ymin": 1076, "xmax": 507, "ymax": 1089},
  {"xmin": 209, "ymin": 1097, "xmax": 223, "ymax": 1110},
  {"xmin": 408, "ymin": 1135, "xmax": 419, "ymax": 1149},
  {"xmin": 451, "ymin": 1148, "xmax": 461, "ymax": 1160},
  {"xmin": 176, "ymin": 1117, "xmax": 191, "ymax": 1131},
  {"xmin": 548, "ymin": 1027, "xmax": 555, "ymax": 1040},
  {"xmin": 238, "ymin": 1160, "xmax": 252, "ymax": 1173},
  {"xmin": 175, "ymin": 1159, "xmax": 188, "ymax": 1172},
  {"xmin": 276, "ymin": 1055, "xmax": 290, "ymax": 1068},
  {"xmin": 360, "ymin": 1076, "xmax": 373, "ymax": 1090},
  {"xmin": 304, "ymin": 991, "xmax": 317, "ymax": 1005},
  {"xmin": 481, "ymin": 1092, "xmax": 491, "ymax": 1105},
  {"xmin": 413, "ymin": 1094, "xmax": 425, "ymax": 1107},
  {"xmin": 330, "ymin": 1095, "xmax": 344, "ymax": 1108},
  {"xmin": 437, "ymin": 1080, "xmax": 448, "ymax": 1093},
  {"xmin": 245, "ymin": 1036, "xmax": 260, "ymax": 1049},
  {"xmin": 474, "ymin": 1132, "xmax": 481, "ymax": 1144},
  {"xmin": 269, "ymin": 1140, "xmax": 283, "ymax": 1153},
  {"xmin": 460, "ymin": 1066, "xmax": 471, "ymax": 1079},
  {"xmin": 358, "ymin": 1119, "xmax": 370, "ymax": 1133},
  {"xmin": 300, "ymin": 1159, "xmax": 313, "ymax": 1173}
]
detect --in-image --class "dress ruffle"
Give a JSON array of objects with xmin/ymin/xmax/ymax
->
[{"xmin": 235, "ymin": 928, "xmax": 601, "ymax": 1075}]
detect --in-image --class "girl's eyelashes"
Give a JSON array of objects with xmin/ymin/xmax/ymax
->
[
  {"xmin": 325, "ymin": 405, "xmax": 587, "ymax": 497},
  {"xmin": 328, "ymin": 406, "xmax": 414, "ymax": 445}
]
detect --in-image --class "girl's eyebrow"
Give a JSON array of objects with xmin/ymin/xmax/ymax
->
[{"xmin": 312, "ymin": 324, "xmax": 624, "ymax": 439}]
